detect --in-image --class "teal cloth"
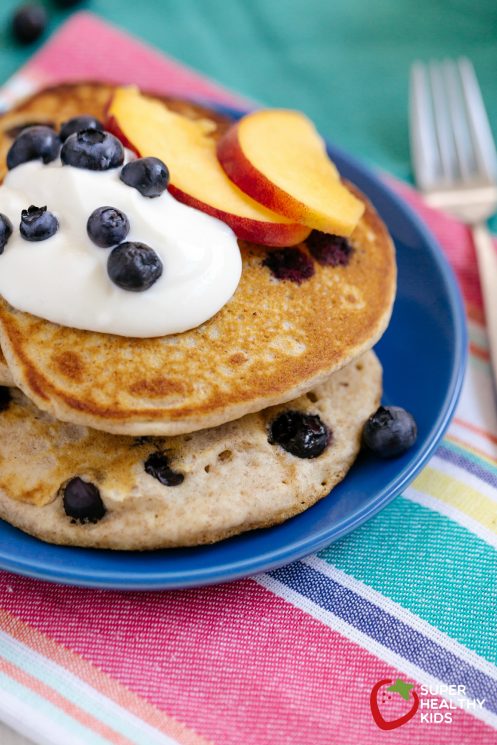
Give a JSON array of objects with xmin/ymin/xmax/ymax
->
[{"xmin": 0, "ymin": 0, "xmax": 496, "ymax": 181}]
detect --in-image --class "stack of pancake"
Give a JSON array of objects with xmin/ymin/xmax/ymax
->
[{"xmin": 0, "ymin": 83, "xmax": 395, "ymax": 549}]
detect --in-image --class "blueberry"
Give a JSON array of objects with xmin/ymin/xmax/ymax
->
[
  {"xmin": 0, "ymin": 387, "xmax": 11, "ymax": 412},
  {"xmin": 6, "ymin": 120, "xmax": 55, "ymax": 139},
  {"xmin": 107, "ymin": 242, "xmax": 163, "ymax": 292},
  {"xmin": 363, "ymin": 406, "xmax": 417, "ymax": 458},
  {"xmin": 61, "ymin": 129, "xmax": 124, "ymax": 171},
  {"xmin": 0, "ymin": 214, "xmax": 13, "ymax": 254},
  {"xmin": 262, "ymin": 248, "xmax": 315, "ymax": 284},
  {"xmin": 120, "ymin": 157, "xmax": 170, "ymax": 198},
  {"xmin": 54, "ymin": 0, "xmax": 83, "ymax": 7},
  {"xmin": 7, "ymin": 125, "xmax": 60, "ymax": 170},
  {"xmin": 307, "ymin": 231, "xmax": 353, "ymax": 266},
  {"xmin": 12, "ymin": 4, "xmax": 46, "ymax": 44},
  {"xmin": 20, "ymin": 205, "xmax": 58, "ymax": 242},
  {"xmin": 87, "ymin": 206, "xmax": 130, "ymax": 248},
  {"xmin": 60, "ymin": 115, "xmax": 104, "ymax": 142},
  {"xmin": 63, "ymin": 477, "xmax": 106, "ymax": 523},
  {"xmin": 269, "ymin": 410, "xmax": 331, "ymax": 458},
  {"xmin": 144, "ymin": 452, "xmax": 184, "ymax": 486}
]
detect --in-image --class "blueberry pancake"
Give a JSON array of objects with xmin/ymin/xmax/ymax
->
[
  {"xmin": 0, "ymin": 82, "xmax": 395, "ymax": 437},
  {"xmin": 0, "ymin": 351, "xmax": 381, "ymax": 550}
]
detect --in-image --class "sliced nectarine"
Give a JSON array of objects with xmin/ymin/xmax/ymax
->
[
  {"xmin": 217, "ymin": 109, "xmax": 364, "ymax": 236},
  {"xmin": 107, "ymin": 88, "xmax": 311, "ymax": 247}
]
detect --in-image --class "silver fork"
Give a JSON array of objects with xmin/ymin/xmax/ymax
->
[{"xmin": 410, "ymin": 57, "xmax": 497, "ymax": 391}]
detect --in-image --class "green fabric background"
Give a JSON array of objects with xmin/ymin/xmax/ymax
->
[{"xmin": 0, "ymin": 0, "xmax": 496, "ymax": 180}]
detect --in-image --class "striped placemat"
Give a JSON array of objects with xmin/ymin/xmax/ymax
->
[{"xmin": 0, "ymin": 12, "xmax": 495, "ymax": 745}]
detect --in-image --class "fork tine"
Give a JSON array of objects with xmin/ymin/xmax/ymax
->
[
  {"xmin": 442, "ymin": 59, "xmax": 474, "ymax": 181},
  {"xmin": 409, "ymin": 62, "xmax": 440, "ymax": 189},
  {"xmin": 458, "ymin": 57, "xmax": 497, "ymax": 183},
  {"xmin": 428, "ymin": 60, "xmax": 458, "ymax": 183}
]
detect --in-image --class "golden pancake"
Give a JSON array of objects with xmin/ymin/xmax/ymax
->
[
  {"xmin": 0, "ymin": 352, "xmax": 381, "ymax": 549},
  {"xmin": 0, "ymin": 83, "xmax": 395, "ymax": 436}
]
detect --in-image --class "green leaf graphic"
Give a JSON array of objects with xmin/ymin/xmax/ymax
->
[{"xmin": 387, "ymin": 679, "xmax": 415, "ymax": 702}]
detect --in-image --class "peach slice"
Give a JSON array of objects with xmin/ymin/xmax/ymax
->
[
  {"xmin": 107, "ymin": 88, "xmax": 311, "ymax": 247},
  {"xmin": 217, "ymin": 109, "xmax": 364, "ymax": 236}
]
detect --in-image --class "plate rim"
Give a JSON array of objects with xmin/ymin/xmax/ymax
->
[{"xmin": 0, "ymin": 102, "xmax": 468, "ymax": 589}]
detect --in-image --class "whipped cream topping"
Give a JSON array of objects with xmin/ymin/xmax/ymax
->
[{"xmin": 0, "ymin": 156, "xmax": 242, "ymax": 337}]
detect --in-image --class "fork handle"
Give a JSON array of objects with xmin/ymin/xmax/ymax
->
[{"xmin": 472, "ymin": 222, "xmax": 497, "ymax": 391}]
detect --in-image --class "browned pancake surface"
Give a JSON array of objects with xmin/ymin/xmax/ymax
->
[{"xmin": 0, "ymin": 83, "xmax": 395, "ymax": 435}]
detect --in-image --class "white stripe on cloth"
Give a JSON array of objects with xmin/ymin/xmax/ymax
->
[
  {"xmin": 0, "ymin": 72, "xmax": 41, "ymax": 113},
  {"xmin": 0, "ymin": 684, "xmax": 89, "ymax": 745}
]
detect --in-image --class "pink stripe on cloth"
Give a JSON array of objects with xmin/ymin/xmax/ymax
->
[
  {"xmin": 0, "ymin": 574, "xmax": 493, "ymax": 745},
  {"xmin": 19, "ymin": 11, "xmax": 250, "ymax": 108},
  {"xmin": 0, "ymin": 608, "xmax": 208, "ymax": 745}
]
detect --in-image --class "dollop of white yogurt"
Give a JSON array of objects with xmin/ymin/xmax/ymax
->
[{"xmin": 0, "ymin": 157, "xmax": 242, "ymax": 337}]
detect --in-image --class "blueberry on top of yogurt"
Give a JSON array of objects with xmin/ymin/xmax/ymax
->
[
  {"xmin": 61, "ymin": 128, "xmax": 124, "ymax": 171},
  {"xmin": 107, "ymin": 241, "xmax": 163, "ymax": 292},
  {"xmin": 120, "ymin": 157, "xmax": 170, "ymax": 197},
  {"xmin": 60, "ymin": 115, "xmax": 104, "ymax": 142},
  {"xmin": 0, "ymin": 214, "xmax": 13, "ymax": 254},
  {"xmin": 7, "ymin": 125, "xmax": 60, "ymax": 170},
  {"xmin": 87, "ymin": 206, "xmax": 130, "ymax": 248},
  {"xmin": 20, "ymin": 205, "xmax": 58, "ymax": 242}
]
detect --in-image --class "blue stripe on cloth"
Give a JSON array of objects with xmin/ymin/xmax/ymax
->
[
  {"xmin": 269, "ymin": 561, "xmax": 497, "ymax": 713},
  {"xmin": 438, "ymin": 444, "xmax": 497, "ymax": 490}
]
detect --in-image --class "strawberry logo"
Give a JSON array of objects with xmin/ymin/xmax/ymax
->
[{"xmin": 370, "ymin": 678, "xmax": 420, "ymax": 730}]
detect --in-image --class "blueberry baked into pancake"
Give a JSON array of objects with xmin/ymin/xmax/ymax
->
[{"xmin": 0, "ymin": 82, "xmax": 400, "ymax": 549}]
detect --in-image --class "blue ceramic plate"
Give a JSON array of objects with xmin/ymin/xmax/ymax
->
[{"xmin": 0, "ymin": 105, "xmax": 467, "ymax": 589}]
